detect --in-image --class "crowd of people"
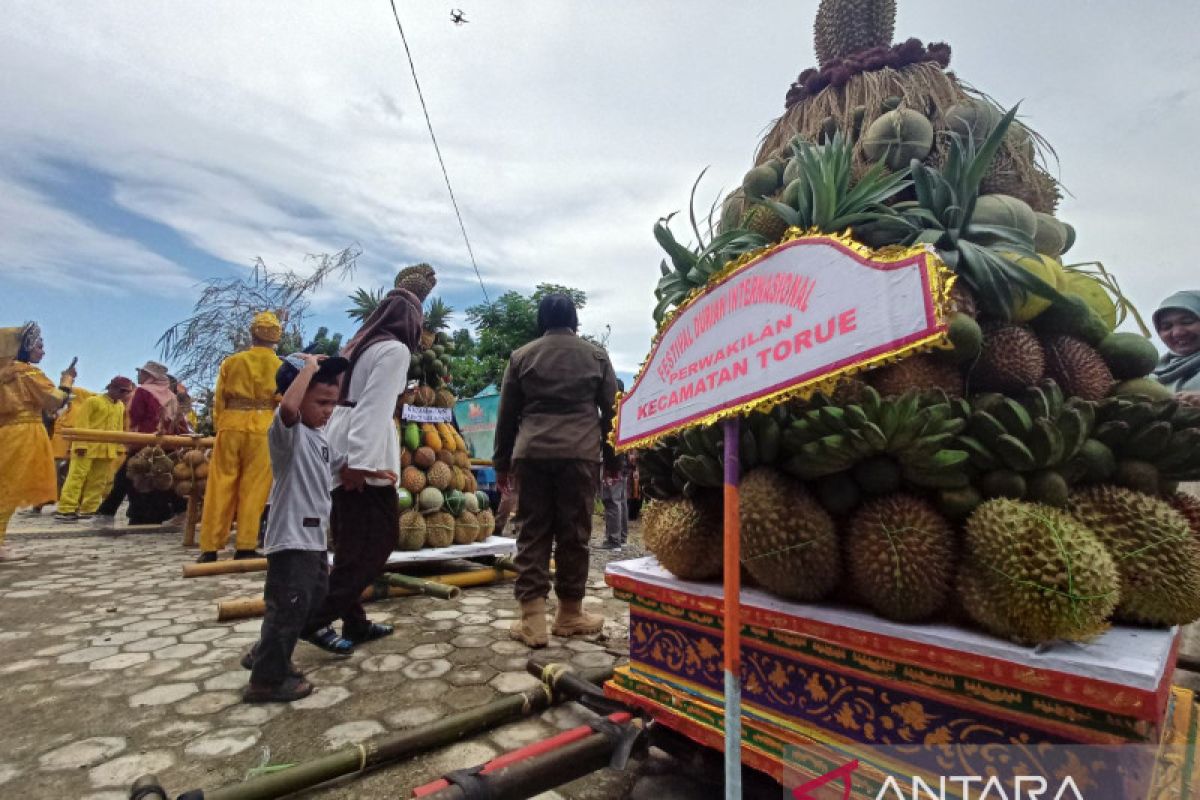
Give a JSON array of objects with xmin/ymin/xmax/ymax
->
[{"xmin": 7, "ymin": 284, "xmax": 1191, "ymax": 700}]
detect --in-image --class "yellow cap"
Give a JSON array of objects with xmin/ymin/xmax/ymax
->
[{"xmin": 250, "ymin": 311, "xmax": 282, "ymax": 343}]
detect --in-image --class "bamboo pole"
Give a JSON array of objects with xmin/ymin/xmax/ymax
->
[
  {"xmin": 385, "ymin": 573, "xmax": 461, "ymax": 600},
  {"xmin": 186, "ymin": 553, "xmax": 528, "ymax": 579},
  {"xmin": 59, "ymin": 428, "xmax": 214, "ymax": 449},
  {"xmin": 215, "ymin": 567, "xmax": 516, "ymax": 621},
  {"xmin": 154, "ymin": 664, "xmax": 614, "ymax": 800}
]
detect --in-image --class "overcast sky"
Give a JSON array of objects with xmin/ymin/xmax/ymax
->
[{"xmin": 2, "ymin": 1, "xmax": 1197, "ymax": 391}]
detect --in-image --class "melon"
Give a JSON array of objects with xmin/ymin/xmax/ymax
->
[
  {"xmin": 1001, "ymin": 252, "xmax": 1063, "ymax": 322},
  {"xmin": 943, "ymin": 99, "xmax": 1002, "ymax": 143},
  {"xmin": 475, "ymin": 491, "xmax": 491, "ymax": 512},
  {"xmin": 1033, "ymin": 213, "xmax": 1067, "ymax": 257},
  {"xmin": 974, "ymin": 194, "xmax": 1037, "ymax": 240},
  {"xmin": 1060, "ymin": 273, "xmax": 1117, "ymax": 331},
  {"xmin": 861, "ymin": 109, "xmax": 934, "ymax": 171},
  {"xmin": 398, "ymin": 488, "xmax": 414, "ymax": 511}
]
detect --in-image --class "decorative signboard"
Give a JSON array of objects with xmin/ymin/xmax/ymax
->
[
  {"xmin": 613, "ymin": 234, "xmax": 951, "ymax": 451},
  {"xmin": 401, "ymin": 405, "xmax": 453, "ymax": 423}
]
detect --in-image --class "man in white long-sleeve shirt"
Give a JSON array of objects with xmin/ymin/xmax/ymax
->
[{"xmin": 302, "ymin": 288, "xmax": 425, "ymax": 654}]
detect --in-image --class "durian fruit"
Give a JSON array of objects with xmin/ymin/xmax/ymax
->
[
  {"xmin": 402, "ymin": 466, "xmax": 427, "ymax": 495},
  {"xmin": 475, "ymin": 509, "xmax": 496, "ymax": 541},
  {"xmin": 868, "ymin": 354, "xmax": 963, "ymax": 398},
  {"xmin": 152, "ymin": 472, "xmax": 174, "ymax": 491},
  {"xmin": 739, "ymin": 468, "xmax": 840, "ymax": 600},
  {"xmin": 395, "ymin": 262, "xmax": 437, "ymax": 301},
  {"xmin": 813, "ymin": 0, "xmax": 896, "ymax": 68},
  {"xmin": 970, "ymin": 323, "xmax": 1046, "ymax": 393},
  {"xmin": 426, "ymin": 461, "xmax": 452, "ymax": 491},
  {"xmin": 1043, "ymin": 335, "xmax": 1114, "ymax": 402},
  {"xmin": 960, "ymin": 499, "xmax": 1119, "ymax": 644},
  {"xmin": 845, "ymin": 494, "xmax": 956, "ymax": 621},
  {"xmin": 424, "ymin": 511, "xmax": 456, "ymax": 548},
  {"xmin": 454, "ymin": 511, "xmax": 480, "ymax": 545},
  {"xmin": 450, "ymin": 467, "xmax": 466, "ymax": 492},
  {"xmin": 398, "ymin": 510, "xmax": 427, "ymax": 550},
  {"xmin": 949, "ymin": 282, "xmax": 978, "ymax": 318},
  {"xmin": 642, "ymin": 496, "xmax": 723, "ymax": 581},
  {"xmin": 1167, "ymin": 492, "xmax": 1200, "ymax": 542},
  {"xmin": 1069, "ymin": 486, "xmax": 1200, "ymax": 626},
  {"xmin": 414, "ymin": 447, "xmax": 437, "ymax": 470},
  {"xmin": 739, "ymin": 204, "xmax": 789, "ymax": 243},
  {"xmin": 435, "ymin": 388, "xmax": 456, "ymax": 409},
  {"xmin": 127, "ymin": 453, "xmax": 151, "ymax": 476}
]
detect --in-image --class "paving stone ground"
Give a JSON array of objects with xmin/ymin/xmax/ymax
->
[
  {"xmin": 0, "ymin": 508, "xmax": 660, "ymax": 799},
  {"xmin": 8, "ymin": 506, "xmax": 1199, "ymax": 800}
]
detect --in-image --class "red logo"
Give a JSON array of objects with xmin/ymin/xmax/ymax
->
[
  {"xmin": 792, "ymin": 760, "xmax": 859, "ymax": 800},
  {"xmin": 468, "ymin": 402, "xmax": 483, "ymax": 420}
]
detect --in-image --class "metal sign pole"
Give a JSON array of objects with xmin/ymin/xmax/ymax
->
[{"xmin": 722, "ymin": 416, "xmax": 742, "ymax": 799}]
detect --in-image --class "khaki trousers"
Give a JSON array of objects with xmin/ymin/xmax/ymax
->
[{"xmin": 512, "ymin": 459, "xmax": 598, "ymax": 602}]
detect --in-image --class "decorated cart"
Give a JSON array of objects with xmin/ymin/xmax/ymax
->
[{"xmin": 606, "ymin": 1, "xmax": 1200, "ymax": 796}]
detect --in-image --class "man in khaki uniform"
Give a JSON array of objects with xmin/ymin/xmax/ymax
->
[{"xmin": 494, "ymin": 294, "xmax": 618, "ymax": 647}]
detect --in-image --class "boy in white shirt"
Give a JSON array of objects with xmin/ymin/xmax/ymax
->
[{"xmin": 242, "ymin": 353, "xmax": 347, "ymax": 703}]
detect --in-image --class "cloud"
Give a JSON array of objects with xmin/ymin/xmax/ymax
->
[
  {"xmin": 0, "ymin": 177, "xmax": 192, "ymax": 295},
  {"xmin": 3, "ymin": 0, "xmax": 1200, "ymax": 382}
]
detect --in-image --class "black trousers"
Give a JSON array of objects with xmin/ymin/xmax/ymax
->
[
  {"xmin": 96, "ymin": 462, "xmax": 130, "ymax": 517},
  {"xmin": 251, "ymin": 549, "xmax": 329, "ymax": 686},
  {"xmin": 304, "ymin": 485, "xmax": 398, "ymax": 640}
]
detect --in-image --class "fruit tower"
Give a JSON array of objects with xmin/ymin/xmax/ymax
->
[
  {"xmin": 636, "ymin": 0, "xmax": 1200, "ymax": 646},
  {"xmin": 392, "ymin": 264, "xmax": 495, "ymax": 550}
]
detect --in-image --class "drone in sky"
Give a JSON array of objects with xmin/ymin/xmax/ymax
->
[{"xmin": 450, "ymin": 9, "xmax": 468, "ymax": 25}]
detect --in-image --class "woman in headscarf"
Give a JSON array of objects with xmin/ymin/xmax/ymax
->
[
  {"xmin": 301, "ymin": 287, "xmax": 424, "ymax": 654},
  {"xmin": 1153, "ymin": 291, "xmax": 1200, "ymax": 405},
  {"xmin": 120, "ymin": 361, "xmax": 183, "ymax": 525},
  {"xmin": 0, "ymin": 323, "xmax": 72, "ymax": 561}
]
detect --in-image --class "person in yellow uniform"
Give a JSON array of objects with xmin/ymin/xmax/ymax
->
[
  {"xmin": 197, "ymin": 312, "xmax": 283, "ymax": 563},
  {"xmin": 0, "ymin": 323, "xmax": 72, "ymax": 562},
  {"xmin": 54, "ymin": 376, "xmax": 133, "ymax": 522}
]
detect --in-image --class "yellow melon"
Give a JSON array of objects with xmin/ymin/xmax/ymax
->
[
  {"xmin": 1061, "ymin": 272, "xmax": 1117, "ymax": 331},
  {"xmin": 1001, "ymin": 252, "xmax": 1063, "ymax": 322}
]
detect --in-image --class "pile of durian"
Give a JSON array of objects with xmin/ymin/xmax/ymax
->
[
  {"xmin": 637, "ymin": 0, "xmax": 1200, "ymax": 645},
  {"xmin": 395, "ymin": 418, "xmax": 493, "ymax": 551}
]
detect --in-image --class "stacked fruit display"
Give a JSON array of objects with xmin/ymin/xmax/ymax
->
[
  {"xmin": 637, "ymin": 0, "xmax": 1200, "ymax": 645},
  {"xmin": 170, "ymin": 448, "xmax": 210, "ymax": 499},
  {"xmin": 126, "ymin": 445, "xmax": 183, "ymax": 494},
  {"xmin": 396, "ymin": 419, "xmax": 493, "ymax": 550}
]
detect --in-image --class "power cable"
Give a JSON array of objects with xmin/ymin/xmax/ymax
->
[{"xmin": 387, "ymin": 0, "xmax": 490, "ymax": 304}]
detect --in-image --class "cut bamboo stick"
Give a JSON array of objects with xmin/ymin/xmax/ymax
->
[
  {"xmin": 59, "ymin": 428, "xmax": 213, "ymax": 449},
  {"xmin": 385, "ymin": 573, "xmax": 461, "ymax": 599},
  {"xmin": 215, "ymin": 567, "xmax": 516, "ymax": 621}
]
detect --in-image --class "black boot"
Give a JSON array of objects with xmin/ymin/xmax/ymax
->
[
  {"xmin": 195, "ymin": 551, "xmax": 217, "ymax": 564},
  {"xmin": 234, "ymin": 549, "xmax": 263, "ymax": 560}
]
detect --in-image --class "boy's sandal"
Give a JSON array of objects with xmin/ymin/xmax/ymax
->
[
  {"xmin": 302, "ymin": 627, "xmax": 355, "ymax": 656},
  {"xmin": 242, "ymin": 676, "xmax": 313, "ymax": 703},
  {"xmin": 239, "ymin": 649, "xmax": 303, "ymax": 678},
  {"xmin": 345, "ymin": 622, "xmax": 394, "ymax": 644}
]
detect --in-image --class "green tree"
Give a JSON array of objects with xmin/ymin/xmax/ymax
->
[{"xmin": 447, "ymin": 283, "xmax": 590, "ymax": 397}]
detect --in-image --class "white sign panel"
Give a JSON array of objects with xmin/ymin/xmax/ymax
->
[
  {"xmin": 613, "ymin": 235, "xmax": 947, "ymax": 450},
  {"xmin": 401, "ymin": 405, "xmax": 453, "ymax": 423}
]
